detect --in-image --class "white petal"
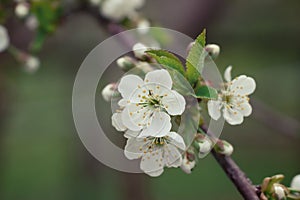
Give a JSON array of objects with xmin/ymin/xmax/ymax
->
[
  {"xmin": 223, "ymin": 107, "xmax": 244, "ymax": 125},
  {"xmin": 139, "ymin": 111, "xmax": 171, "ymax": 137},
  {"xmin": 118, "ymin": 74, "xmax": 144, "ymax": 99},
  {"xmin": 198, "ymin": 139, "xmax": 212, "ymax": 155},
  {"xmin": 167, "ymin": 132, "xmax": 186, "ymax": 150},
  {"xmin": 230, "ymin": 75, "xmax": 256, "ymax": 96},
  {"xmin": 162, "ymin": 90, "xmax": 186, "ymax": 115},
  {"xmin": 118, "ymin": 99, "xmax": 127, "ymax": 107},
  {"xmin": 207, "ymin": 100, "xmax": 222, "ymax": 120},
  {"xmin": 163, "ymin": 144, "xmax": 182, "ymax": 168},
  {"xmin": 124, "ymin": 138, "xmax": 145, "ymax": 159},
  {"xmin": 121, "ymin": 103, "xmax": 145, "ymax": 131},
  {"xmin": 181, "ymin": 155, "xmax": 195, "ymax": 174},
  {"xmin": 140, "ymin": 149, "xmax": 164, "ymax": 177},
  {"xmin": 111, "ymin": 112, "xmax": 127, "ymax": 131},
  {"xmin": 291, "ymin": 174, "xmax": 300, "ymax": 190},
  {"xmin": 124, "ymin": 130, "xmax": 140, "ymax": 138},
  {"xmin": 238, "ymin": 102, "xmax": 252, "ymax": 117},
  {"xmin": 144, "ymin": 69, "xmax": 172, "ymax": 89},
  {"xmin": 224, "ymin": 66, "xmax": 232, "ymax": 82}
]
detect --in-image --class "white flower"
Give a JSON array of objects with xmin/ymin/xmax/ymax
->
[
  {"xmin": 116, "ymin": 69, "xmax": 186, "ymax": 137},
  {"xmin": 180, "ymin": 152, "xmax": 196, "ymax": 174},
  {"xmin": 24, "ymin": 56, "xmax": 40, "ymax": 73},
  {"xmin": 205, "ymin": 44, "xmax": 220, "ymax": 59},
  {"xmin": 207, "ymin": 66, "xmax": 256, "ymax": 125},
  {"xmin": 100, "ymin": 0, "xmax": 145, "ymax": 21},
  {"xmin": 0, "ymin": 25, "xmax": 9, "ymax": 52},
  {"xmin": 291, "ymin": 174, "xmax": 300, "ymax": 190},
  {"xmin": 102, "ymin": 83, "xmax": 117, "ymax": 102},
  {"xmin": 132, "ymin": 42, "xmax": 147, "ymax": 59},
  {"xmin": 124, "ymin": 131, "xmax": 186, "ymax": 177},
  {"xmin": 15, "ymin": 2, "xmax": 30, "ymax": 18}
]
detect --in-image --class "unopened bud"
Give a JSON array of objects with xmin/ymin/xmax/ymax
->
[
  {"xmin": 273, "ymin": 184, "xmax": 287, "ymax": 200},
  {"xmin": 205, "ymin": 44, "xmax": 220, "ymax": 59},
  {"xmin": 15, "ymin": 2, "xmax": 30, "ymax": 18},
  {"xmin": 137, "ymin": 19, "xmax": 150, "ymax": 34},
  {"xmin": 24, "ymin": 56, "xmax": 40, "ymax": 73},
  {"xmin": 181, "ymin": 152, "xmax": 196, "ymax": 174},
  {"xmin": 136, "ymin": 61, "xmax": 153, "ymax": 73},
  {"xmin": 116, "ymin": 56, "xmax": 135, "ymax": 71},
  {"xmin": 101, "ymin": 83, "xmax": 117, "ymax": 102},
  {"xmin": 0, "ymin": 25, "xmax": 9, "ymax": 52},
  {"xmin": 25, "ymin": 15, "xmax": 39, "ymax": 30},
  {"xmin": 195, "ymin": 134, "xmax": 212, "ymax": 158},
  {"xmin": 217, "ymin": 140, "xmax": 234, "ymax": 156},
  {"xmin": 132, "ymin": 43, "xmax": 147, "ymax": 59}
]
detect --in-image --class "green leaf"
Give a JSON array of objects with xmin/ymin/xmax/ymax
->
[
  {"xmin": 194, "ymin": 85, "xmax": 218, "ymax": 99},
  {"xmin": 185, "ymin": 29, "xmax": 207, "ymax": 85},
  {"xmin": 146, "ymin": 50, "xmax": 185, "ymax": 75}
]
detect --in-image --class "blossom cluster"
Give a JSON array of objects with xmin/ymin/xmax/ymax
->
[{"xmin": 102, "ymin": 32, "xmax": 257, "ymax": 176}]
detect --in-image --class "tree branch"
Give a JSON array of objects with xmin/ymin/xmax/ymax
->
[{"xmin": 202, "ymin": 125, "xmax": 260, "ymax": 200}]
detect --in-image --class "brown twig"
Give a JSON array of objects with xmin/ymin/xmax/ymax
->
[{"xmin": 202, "ymin": 125, "xmax": 260, "ymax": 200}]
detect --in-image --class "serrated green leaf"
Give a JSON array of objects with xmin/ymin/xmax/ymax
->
[
  {"xmin": 194, "ymin": 85, "xmax": 218, "ymax": 99},
  {"xmin": 185, "ymin": 29, "xmax": 207, "ymax": 85},
  {"xmin": 146, "ymin": 50, "xmax": 185, "ymax": 75}
]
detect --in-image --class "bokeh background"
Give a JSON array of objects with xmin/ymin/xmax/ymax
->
[{"xmin": 0, "ymin": 0, "xmax": 300, "ymax": 199}]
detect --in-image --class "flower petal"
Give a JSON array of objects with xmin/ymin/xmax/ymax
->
[
  {"xmin": 163, "ymin": 144, "xmax": 182, "ymax": 168},
  {"xmin": 124, "ymin": 138, "xmax": 145, "ymax": 159},
  {"xmin": 124, "ymin": 130, "xmax": 140, "ymax": 138},
  {"xmin": 118, "ymin": 74, "xmax": 144, "ymax": 99},
  {"xmin": 207, "ymin": 100, "xmax": 222, "ymax": 120},
  {"xmin": 139, "ymin": 111, "xmax": 171, "ymax": 137},
  {"xmin": 162, "ymin": 90, "xmax": 186, "ymax": 115},
  {"xmin": 121, "ymin": 103, "xmax": 146, "ymax": 131},
  {"xmin": 224, "ymin": 66, "xmax": 232, "ymax": 82},
  {"xmin": 238, "ymin": 102, "xmax": 252, "ymax": 117},
  {"xmin": 230, "ymin": 75, "xmax": 256, "ymax": 96},
  {"xmin": 167, "ymin": 132, "xmax": 186, "ymax": 150},
  {"xmin": 112, "ymin": 112, "xmax": 127, "ymax": 131},
  {"xmin": 144, "ymin": 69, "xmax": 172, "ymax": 89},
  {"xmin": 223, "ymin": 106, "xmax": 244, "ymax": 125},
  {"xmin": 140, "ymin": 149, "xmax": 164, "ymax": 177}
]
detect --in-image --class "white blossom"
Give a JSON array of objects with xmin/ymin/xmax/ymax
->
[
  {"xmin": 100, "ymin": 0, "xmax": 145, "ymax": 21},
  {"xmin": 102, "ymin": 83, "xmax": 117, "ymax": 102},
  {"xmin": 0, "ymin": 25, "xmax": 9, "ymax": 52},
  {"xmin": 24, "ymin": 56, "xmax": 40, "ymax": 73},
  {"xmin": 115, "ymin": 69, "xmax": 186, "ymax": 137},
  {"xmin": 207, "ymin": 66, "xmax": 256, "ymax": 125},
  {"xmin": 291, "ymin": 174, "xmax": 300, "ymax": 190},
  {"xmin": 180, "ymin": 153, "xmax": 195, "ymax": 174},
  {"xmin": 15, "ymin": 2, "xmax": 30, "ymax": 18},
  {"xmin": 124, "ymin": 131, "xmax": 186, "ymax": 177}
]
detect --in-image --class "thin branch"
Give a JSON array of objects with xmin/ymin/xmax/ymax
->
[{"xmin": 202, "ymin": 125, "xmax": 260, "ymax": 200}]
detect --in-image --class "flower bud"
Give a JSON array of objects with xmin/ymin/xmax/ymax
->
[
  {"xmin": 25, "ymin": 15, "xmax": 39, "ymax": 30},
  {"xmin": 0, "ymin": 25, "xmax": 9, "ymax": 52},
  {"xmin": 101, "ymin": 83, "xmax": 117, "ymax": 102},
  {"xmin": 116, "ymin": 56, "xmax": 136, "ymax": 71},
  {"xmin": 181, "ymin": 152, "xmax": 196, "ymax": 174},
  {"xmin": 205, "ymin": 44, "xmax": 220, "ymax": 59},
  {"xmin": 195, "ymin": 134, "xmax": 212, "ymax": 158},
  {"xmin": 132, "ymin": 43, "xmax": 147, "ymax": 59},
  {"xmin": 136, "ymin": 61, "xmax": 153, "ymax": 73},
  {"xmin": 15, "ymin": 2, "xmax": 30, "ymax": 18},
  {"xmin": 24, "ymin": 56, "xmax": 40, "ymax": 73},
  {"xmin": 273, "ymin": 184, "xmax": 287, "ymax": 200},
  {"xmin": 291, "ymin": 174, "xmax": 300, "ymax": 190},
  {"xmin": 137, "ymin": 19, "xmax": 150, "ymax": 34},
  {"xmin": 217, "ymin": 140, "xmax": 234, "ymax": 156}
]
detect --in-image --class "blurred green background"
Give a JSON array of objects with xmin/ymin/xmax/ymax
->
[{"xmin": 0, "ymin": 0, "xmax": 299, "ymax": 199}]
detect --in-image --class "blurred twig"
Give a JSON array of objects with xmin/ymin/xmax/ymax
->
[{"xmin": 252, "ymin": 98, "xmax": 300, "ymax": 138}]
